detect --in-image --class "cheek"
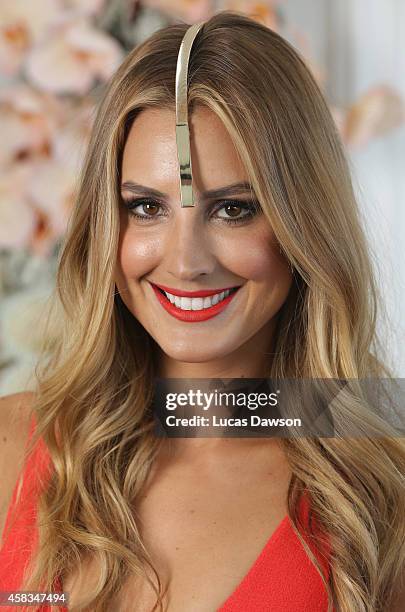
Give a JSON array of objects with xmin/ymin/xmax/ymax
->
[
  {"xmin": 218, "ymin": 227, "xmax": 287, "ymax": 281},
  {"xmin": 117, "ymin": 225, "xmax": 163, "ymax": 280}
]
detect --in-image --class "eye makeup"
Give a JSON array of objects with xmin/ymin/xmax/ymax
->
[{"xmin": 120, "ymin": 197, "xmax": 262, "ymax": 226}]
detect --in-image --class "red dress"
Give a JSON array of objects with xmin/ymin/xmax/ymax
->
[{"xmin": 0, "ymin": 416, "xmax": 332, "ymax": 611}]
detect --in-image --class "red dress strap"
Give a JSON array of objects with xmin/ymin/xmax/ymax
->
[
  {"xmin": 0, "ymin": 414, "xmax": 65, "ymax": 611},
  {"xmin": 218, "ymin": 490, "xmax": 332, "ymax": 611}
]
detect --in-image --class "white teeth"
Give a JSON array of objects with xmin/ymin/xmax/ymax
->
[
  {"xmin": 180, "ymin": 297, "xmax": 192, "ymax": 310},
  {"xmin": 163, "ymin": 288, "xmax": 236, "ymax": 311},
  {"xmin": 191, "ymin": 298, "xmax": 204, "ymax": 310}
]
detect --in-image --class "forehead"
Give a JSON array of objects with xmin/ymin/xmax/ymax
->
[{"xmin": 121, "ymin": 106, "xmax": 248, "ymax": 195}]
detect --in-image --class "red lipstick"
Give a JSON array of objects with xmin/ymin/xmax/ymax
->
[{"xmin": 149, "ymin": 283, "xmax": 241, "ymax": 322}]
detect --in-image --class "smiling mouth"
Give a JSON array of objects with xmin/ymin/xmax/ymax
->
[
  {"xmin": 150, "ymin": 282, "xmax": 242, "ymax": 322},
  {"xmin": 156, "ymin": 286, "xmax": 239, "ymax": 311}
]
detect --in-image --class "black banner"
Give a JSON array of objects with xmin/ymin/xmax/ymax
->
[{"xmin": 151, "ymin": 378, "xmax": 405, "ymax": 438}]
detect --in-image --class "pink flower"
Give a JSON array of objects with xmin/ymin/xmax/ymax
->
[
  {"xmin": 344, "ymin": 85, "xmax": 405, "ymax": 148},
  {"xmin": 218, "ymin": 0, "xmax": 281, "ymax": 29},
  {"xmin": 0, "ymin": 85, "xmax": 61, "ymax": 166},
  {"xmin": 142, "ymin": 0, "xmax": 212, "ymax": 23},
  {"xmin": 29, "ymin": 158, "xmax": 77, "ymax": 241},
  {"xmin": 25, "ymin": 19, "xmax": 124, "ymax": 95},
  {"xmin": 0, "ymin": 0, "xmax": 62, "ymax": 76},
  {"xmin": 0, "ymin": 164, "xmax": 37, "ymax": 250},
  {"xmin": 0, "ymin": 88, "xmax": 94, "ymax": 255},
  {"xmin": 0, "ymin": 155, "xmax": 78, "ymax": 255}
]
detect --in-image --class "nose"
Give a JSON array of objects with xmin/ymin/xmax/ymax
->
[{"xmin": 164, "ymin": 210, "xmax": 217, "ymax": 281}]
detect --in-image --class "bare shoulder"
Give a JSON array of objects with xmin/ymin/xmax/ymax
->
[
  {"xmin": 0, "ymin": 391, "xmax": 36, "ymax": 543},
  {"xmin": 0, "ymin": 390, "xmax": 35, "ymax": 425}
]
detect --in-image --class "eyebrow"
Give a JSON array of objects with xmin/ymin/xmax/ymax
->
[{"xmin": 120, "ymin": 180, "xmax": 255, "ymax": 200}]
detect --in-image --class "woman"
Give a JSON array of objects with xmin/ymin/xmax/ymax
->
[{"xmin": 1, "ymin": 10, "xmax": 404, "ymax": 612}]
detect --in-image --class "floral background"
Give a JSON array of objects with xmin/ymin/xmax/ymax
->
[{"xmin": 1, "ymin": 0, "xmax": 404, "ymax": 394}]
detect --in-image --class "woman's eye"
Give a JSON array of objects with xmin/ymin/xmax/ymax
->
[
  {"xmin": 121, "ymin": 197, "xmax": 261, "ymax": 225},
  {"xmin": 214, "ymin": 200, "xmax": 261, "ymax": 224},
  {"xmin": 122, "ymin": 198, "xmax": 164, "ymax": 220},
  {"xmin": 139, "ymin": 202, "xmax": 160, "ymax": 215}
]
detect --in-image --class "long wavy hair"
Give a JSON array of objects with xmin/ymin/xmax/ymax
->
[{"xmin": 10, "ymin": 10, "xmax": 405, "ymax": 611}]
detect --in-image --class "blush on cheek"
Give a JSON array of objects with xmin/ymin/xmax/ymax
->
[
  {"xmin": 118, "ymin": 230, "xmax": 163, "ymax": 280},
  {"xmin": 219, "ymin": 232, "xmax": 284, "ymax": 281}
]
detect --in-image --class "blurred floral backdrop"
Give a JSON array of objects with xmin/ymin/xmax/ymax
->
[{"xmin": 1, "ymin": 0, "xmax": 404, "ymax": 393}]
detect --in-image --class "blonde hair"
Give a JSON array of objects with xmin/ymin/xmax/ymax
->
[{"xmin": 13, "ymin": 11, "xmax": 405, "ymax": 611}]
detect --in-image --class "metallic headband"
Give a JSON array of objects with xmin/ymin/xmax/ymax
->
[{"xmin": 175, "ymin": 22, "xmax": 205, "ymax": 207}]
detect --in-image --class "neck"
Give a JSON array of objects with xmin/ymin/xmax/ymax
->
[{"xmin": 150, "ymin": 320, "xmax": 280, "ymax": 458}]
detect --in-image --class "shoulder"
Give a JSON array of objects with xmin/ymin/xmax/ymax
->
[
  {"xmin": 0, "ymin": 390, "xmax": 35, "ymax": 424},
  {"xmin": 0, "ymin": 391, "xmax": 36, "ymax": 542}
]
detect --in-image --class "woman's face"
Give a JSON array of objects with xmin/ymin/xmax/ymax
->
[{"xmin": 115, "ymin": 106, "xmax": 293, "ymax": 370}]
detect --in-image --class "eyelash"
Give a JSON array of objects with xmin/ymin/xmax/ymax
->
[{"xmin": 121, "ymin": 198, "xmax": 261, "ymax": 225}]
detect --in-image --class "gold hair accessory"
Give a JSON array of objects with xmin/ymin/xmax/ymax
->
[{"xmin": 175, "ymin": 22, "xmax": 204, "ymax": 207}]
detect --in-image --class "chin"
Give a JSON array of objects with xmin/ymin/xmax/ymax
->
[{"xmin": 159, "ymin": 341, "xmax": 230, "ymax": 366}]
